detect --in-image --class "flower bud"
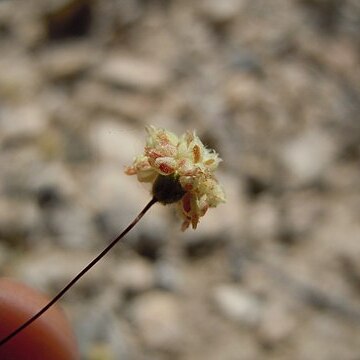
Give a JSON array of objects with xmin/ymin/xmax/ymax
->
[{"xmin": 152, "ymin": 174, "xmax": 186, "ymax": 204}]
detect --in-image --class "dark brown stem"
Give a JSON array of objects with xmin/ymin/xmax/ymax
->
[{"xmin": 0, "ymin": 197, "xmax": 157, "ymax": 347}]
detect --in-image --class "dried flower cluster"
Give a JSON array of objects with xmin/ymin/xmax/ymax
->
[{"xmin": 125, "ymin": 126, "xmax": 225, "ymax": 230}]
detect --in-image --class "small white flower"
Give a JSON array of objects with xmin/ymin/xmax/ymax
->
[{"xmin": 125, "ymin": 126, "xmax": 225, "ymax": 230}]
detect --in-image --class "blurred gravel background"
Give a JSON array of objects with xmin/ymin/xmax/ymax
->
[{"xmin": 0, "ymin": 0, "xmax": 359, "ymax": 359}]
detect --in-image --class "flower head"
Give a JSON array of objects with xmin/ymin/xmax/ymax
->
[{"xmin": 125, "ymin": 126, "xmax": 225, "ymax": 230}]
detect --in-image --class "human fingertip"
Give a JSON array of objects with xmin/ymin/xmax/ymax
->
[{"xmin": 0, "ymin": 278, "xmax": 79, "ymax": 360}]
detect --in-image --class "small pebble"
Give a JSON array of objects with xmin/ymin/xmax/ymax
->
[
  {"xmin": 129, "ymin": 291, "xmax": 184, "ymax": 353},
  {"xmin": 213, "ymin": 284, "xmax": 263, "ymax": 327},
  {"xmin": 96, "ymin": 53, "xmax": 171, "ymax": 92}
]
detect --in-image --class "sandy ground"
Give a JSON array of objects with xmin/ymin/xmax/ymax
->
[{"xmin": 0, "ymin": 0, "xmax": 360, "ymax": 359}]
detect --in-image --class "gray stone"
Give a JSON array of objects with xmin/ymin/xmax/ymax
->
[
  {"xmin": 0, "ymin": 103, "xmax": 48, "ymax": 140},
  {"xmin": 0, "ymin": 146, "xmax": 42, "ymax": 197},
  {"xmin": 27, "ymin": 162, "xmax": 78, "ymax": 200},
  {"xmin": 281, "ymin": 190, "xmax": 324, "ymax": 239},
  {"xmin": 212, "ymin": 284, "xmax": 263, "ymax": 327},
  {"xmin": 72, "ymin": 303, "xmax": 133, "ymax": 360},
  {"xmin": 39, "ymin": 42, "xmax": 100, "ymax": 79},
  {"xmin": 76, "ymin": 82, "xmax": 155, "ymax": 121},
  {"xmin": 280, "ymin": 130, "xmax": 337, "ymax": 186},
  {"xmin": 0, "ymin": 199, "xmax": 41, "ymax": 244},
  {"xmin": 89, "ymin": 119, "xmax": 143, "ymax": 164},
  {"xmin": 0, "ymin": 52, "xmax": 42, "ymax": 100},
  {"xmin": 198, "ymin": 0, "xmax": 245, "ymax": 23},
  {"xmin": 155, "ymin": 261, "xmax": 183, "ymax": 291},
  {"xmin": 96, "ymin": 53, "xmax": 171, "ymax": 92},
  {"xmin": 258, "ymin": 303, "xmax": 296, "ymax": 345},
  {"xmin": 111, "ymin": 257, "xmax": 155, "ymax": 295},
  {"xmin": 248, "ymin": 196, "xmax": 280, "ymax": 242},
  {"xmin": 129, "ymin": 291, "xmax": 184, "ymax": 352},
  {"xmin": 47, "ymin": 203, "xmax": 98, "ymax": 249}
]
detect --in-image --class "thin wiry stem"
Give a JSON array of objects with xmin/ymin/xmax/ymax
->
[{"xmin": 0, "ymin": 197, "xmax": 157, "ymax": 347}]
